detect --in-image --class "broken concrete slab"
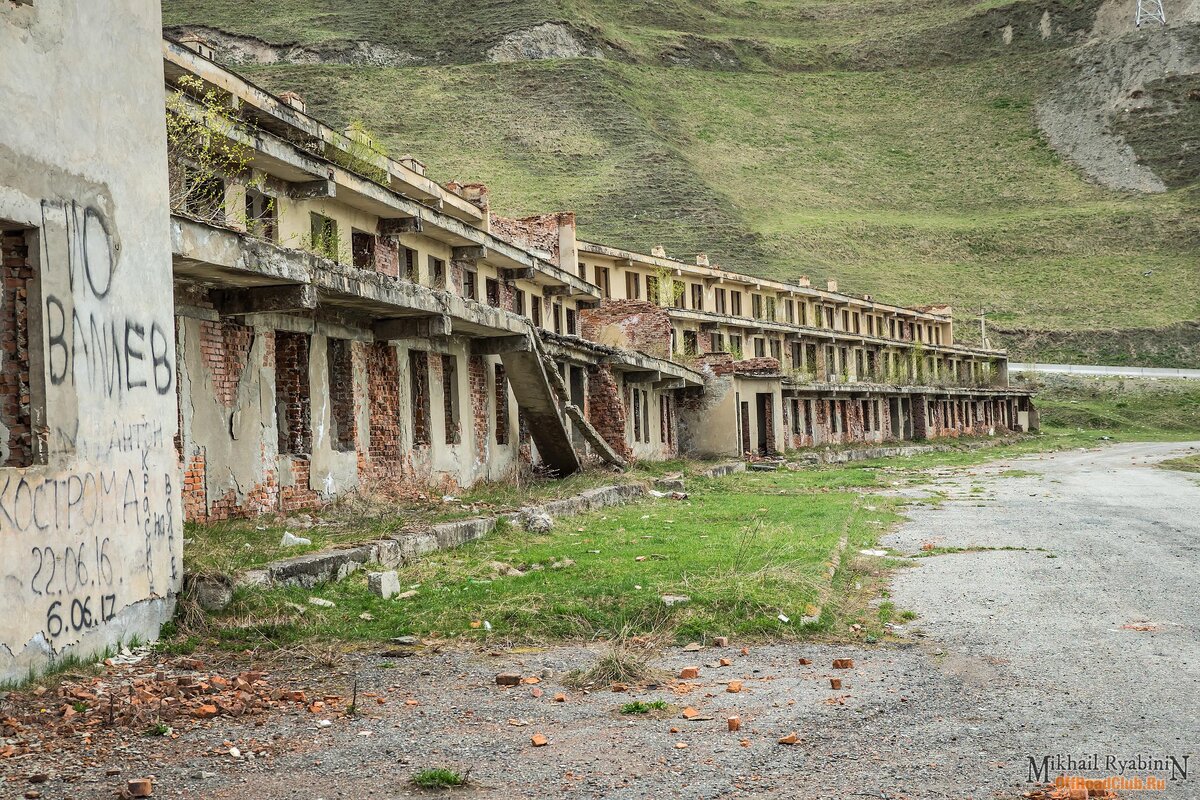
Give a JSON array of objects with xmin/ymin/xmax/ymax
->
[{"xmin": 367, "ymin": 571, "xmax": 401, "ymax": 599}]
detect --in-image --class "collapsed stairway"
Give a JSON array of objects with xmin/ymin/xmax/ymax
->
[{"xmin": 496, "ymin": 324, "xmax": 627, "ymax": 476}]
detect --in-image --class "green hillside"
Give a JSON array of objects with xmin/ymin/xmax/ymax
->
[{"xmin": 162, "ymin": 0, "xmax": 1200, "ymax": 364}]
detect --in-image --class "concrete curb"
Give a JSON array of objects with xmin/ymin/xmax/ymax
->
[
  {"xmin": 791, "ymin": 437, "xmax": 1017, "ymax": 466},
  {"xmin": 698, "ymin": 461, "xmax": 747, "ymax": 478},
  {"xmin": 238, "ymin": 482, "xmax": 650, "ymax": 589}
]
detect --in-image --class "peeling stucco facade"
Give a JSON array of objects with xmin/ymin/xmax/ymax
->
[{"xmin": 1, "ymin": 0, "xmax": 181, "ymax": 684}]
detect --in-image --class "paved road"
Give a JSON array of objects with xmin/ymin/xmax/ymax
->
[
  {"xmin": 885, "ymin": 440, "xmax": 1200, "ymax": 797},
  {"xmin": 1010, "ymin": 362, "xmax": 1200, "ymax": 379}
]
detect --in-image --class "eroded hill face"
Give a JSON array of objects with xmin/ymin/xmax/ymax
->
[{"xmin": 162, "ymin": 0, "xmax": 1200, "ymax": 363}]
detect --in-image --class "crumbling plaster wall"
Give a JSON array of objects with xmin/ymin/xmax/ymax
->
[
  {"xmin": 178, "ymin": 313, "xmax": 524, "ymax": 519},
  {"xmin": 0, "ymin": 0, "xmax": 181, "ymax": 683}
]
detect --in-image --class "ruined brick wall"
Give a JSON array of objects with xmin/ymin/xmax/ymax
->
[
  {"xmin": 275, "ymin": 331, "xmax": 312, "ymax": 455},
  {"xmin": 198, "ymin": 319, "xmax": 254, "ymax": 408},
  {"xmin": 468, "ymin": 354, "xmax": 488, "ymax": 463},
  {"xmin": 374, "ymin": 236, "xmax": 399, "ymax": 278},
  {"xmin": 911, "ymin": 396, "xmax": 929, "ymax": 439},
  {"xmin": 727, "ymin": 357, "xmax": 781, "ymax": 377},
  {"xmin": 580, "ymin": 301, "xmax": 672, "ymax": 360},
  {"xmin": 364, "ymin": 342, "xmax": 401, "ymax": 485},
  {"xmin": 586, "ymin": 364, "xmax": 632, "ymax": 460},
  {"xmin": 489, "ymin": 212, "xmax": 574, "ymax": 266},
  {"xmin": 0, "ymin": 230, "xmax": 34, "ymax": 467}
]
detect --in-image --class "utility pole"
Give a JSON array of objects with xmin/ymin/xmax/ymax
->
[
  {"xmin": 1136, "ymin": 0, "xmax": 1167, "ymax": 27},
  {"xmin": 977, "ymin": 307, "xmax": 988, "ymax": 349}
]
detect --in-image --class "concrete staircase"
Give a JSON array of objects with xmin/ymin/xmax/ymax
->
[
  {"xmin": 499, "ymin": 342, "xmax": 582, "ymax": 476},
  {"xmin": 494, "ymin": 325, "xmax": 627, "ymax": 475},
  {"xmin": 538, "ymin": 354, "xmax": 627, "ymax": 469}
]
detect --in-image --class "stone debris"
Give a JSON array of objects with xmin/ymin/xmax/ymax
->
[
  {"xmin": 280, "ymin": 531, "xmax": 312, "ymax": 547},
  {"xmin": 126, "ymin": 778, "xmax": 154, "ymax": 797},
  {"xmin": 832, "ymin": 659, "xmax": 854, "ymax": 669},
  {"xmin": 727, "ymin": 716, "xmax": 741, "ymax": 732},
  {"xmin": 726, "ymin": 680, "xmax": 743, "ymax": 693},
  {"xmin": 661, "ymin": 594, "xmax": 690, "ymax": 606},
  {"xmin": 530, "ymin": 733, "xmax": 549, "ymax": 747},
  {"xmin": 712, "ymin": 636, "xmax": 729, "ymax": 647},
  {"xmin": 495, "ymin": 673, "xmax": 522, "ymax": 686},
  {"xmin": 778, "ymin": 732, "xmax": 799, "ymax": 745},
  {"xmin": 830, "ymin": 678, "xmax": 843, "ymax": 690},
  {"xmin": 308, "ymin": 597, "xmax": 336, "ymax": 608},
  {"xmin": 679, "ymin": 667, "xmax": 700, "ymax": 679},
  {"xmin": 521, "ymin": 510, "xmax": 554, "ymax": 533},
  {"xmin": 367, "ymin": 570, "xmax": 401, "ymax": 598}
]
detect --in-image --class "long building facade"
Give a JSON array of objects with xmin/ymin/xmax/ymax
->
[{"xmin": 1, "ymin": 5, "xmax": 1034, "ymax": 681}]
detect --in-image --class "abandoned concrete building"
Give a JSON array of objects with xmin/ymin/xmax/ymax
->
[
  {"xmin": 163, "ymin": 39, "xmax": 1034, "ymax": 525},
  {"xmin": 1, "ymin": 3, "xmax": 1034, "ymax": 680}
]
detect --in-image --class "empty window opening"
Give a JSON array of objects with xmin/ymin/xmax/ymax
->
[
  {"xmin": 326, "ymin": 338, "xmax": 356, "ymax": 451},
  {"xmin": 683, "ymin": 330, "xmax": 698, "ymax": 356},
  {"xmin": 0, "ymin": 227, "xmax": 44, "ymax": 467},
  {"xmin": 531, "ymin": 296, "xmax": 543, "ymax": 327},
  {"xmin": 595, "ymin": 266, "xmax": 611, "ymax": 299},
  {"xmin": 351, "ymin": 229, "xmax": 375, "ymax": 269},
  {"xmin": 495, "ymin": 364, "xmax": 510, "ymax": 445},
  {"xmin": 429, "ymin": 255, "xmax": 446, "ymax": 289},
  {"xmin": 409, "ymin": 350, "xmax": 431, "ymax": 446},
  {"xmin": 731, "ymin": 292, "xmax": 742, "ymax": 316},
  {"xmin": 485, "ymin": 277, "xmax": 500, "ymax": 307},
  {"xmin": 309, "ymin": 212, "xmax": 339, "ymax": 262},
  {"xmin": 442, "ymin": 354, "xmax": 460, "ymax": 445},
  {"xmin": 714, "ymin": 288, "xmax": 727, "ymax": 314},
  {"xmin": 512, "ymin": 288, "xmax": 526, "ymax": 316},
  {"xmin": 566, "ymin": 307, "xmax": 577, "ymax": 336},
  {"xmin": 245, "ymin": 188, "xmax": 276, "ymax": 241},
  {"xmin": 403, "ymin": 247, "xmax": 419, "ymax": 282},
  {"xmin": 646, "ymin": 275, "xmax": 660, "ymax": 306},
  {"xmin": 461, "ymin": 268, "xmax": 477, "ymax": 301},
  {"xmin": 690, "ymin": 283, "xmax": 703, "ymax": 310}
]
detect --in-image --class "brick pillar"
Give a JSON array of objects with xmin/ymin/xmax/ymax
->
[{"xmin": 586, "ymin": 365, "xmax": 632, "ymax": 460}]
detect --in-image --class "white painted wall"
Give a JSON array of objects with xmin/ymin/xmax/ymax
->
[{"xmin": 0, "ymin": 0, "xmax": 179, "ymax": 682}]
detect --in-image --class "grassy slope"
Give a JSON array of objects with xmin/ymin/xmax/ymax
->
[{"xmin": 163, "ymin": 0, "xmax": 1200, "ymax": 350}]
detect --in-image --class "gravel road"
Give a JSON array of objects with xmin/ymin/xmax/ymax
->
[{"xmin": 4, "ymin": 441, "xmax": 1197, "ymax": 800}]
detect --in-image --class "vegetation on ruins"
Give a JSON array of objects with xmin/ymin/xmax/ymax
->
[
  {"xmin": 166, "ymin": 75, "xmax": 273, "ymax": 231},
  {"xmin": 328, "ymin": 119, "xmax": 390, "ymax": 185}
]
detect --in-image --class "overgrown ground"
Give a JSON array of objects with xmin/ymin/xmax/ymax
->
[
  {"xmin": 162, "ymin": 0, "xmax": 1200, "ymax": 361},
  {"xmin": 170, "ymin": 375, "xmax": 1200, "ymax": 658}
]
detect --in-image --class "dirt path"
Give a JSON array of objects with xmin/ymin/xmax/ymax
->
[{"xmin": 3, "ymin": 442, "xmax": 1197, "ymax": 799}]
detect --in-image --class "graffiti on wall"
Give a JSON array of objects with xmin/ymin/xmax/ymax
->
[
  {"xmin": 39, "ymin": 200, "xmax": 173, "ymax": 399},
  {"xmin": 0, "ymin": 196, "xmax": 179, "ymax": 665}
]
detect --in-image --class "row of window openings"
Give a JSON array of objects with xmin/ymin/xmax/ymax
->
[
  {"xmin": 190, "ymin": 179, "xmax": 941, "ymax": 345},
  {"xmin": 629, "ymin": 388, "xmax": 674, "ymax": 447},
  {"xmin": 274, "ymin": 339, "xmax": 516, "ymax": 455},
  {"xmin": 601, "ymin": 266, "xmax": 943, "ymax": 343}
]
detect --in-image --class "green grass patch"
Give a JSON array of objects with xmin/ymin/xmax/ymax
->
[
  {"xmin": 1158, "ymin": 454, "xmax": 1200, "ymax": 474},
  {"xmin": 620, "ymin": 699, "xmax": 669, "ymax": 714},
  {"xmin": 203, "ymin": 470, "xmax": 905, "ymax": 649},
  {"xmin": 185, "ymin": 468, "xmax": 646, "ymax": 575},
  {"xmin": 412, "ymin": 768, "xmax": 468, "ymax": 790}
]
